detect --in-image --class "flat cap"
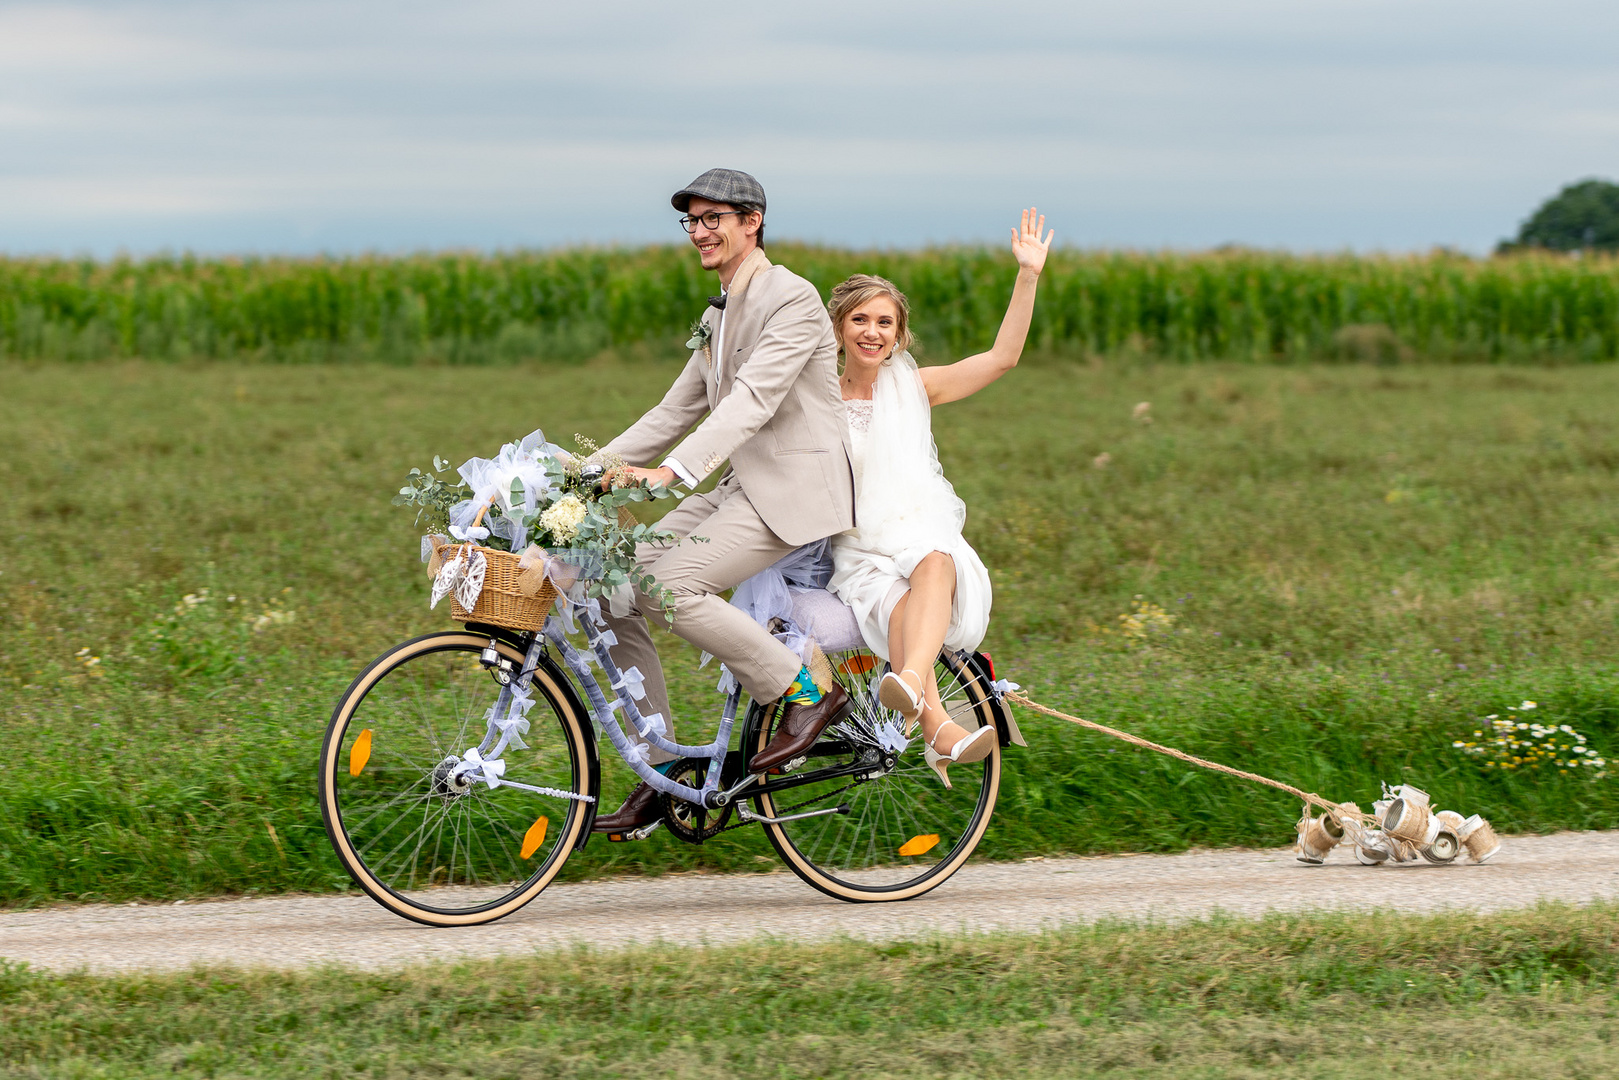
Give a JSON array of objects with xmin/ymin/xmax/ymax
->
[{"xmin": 671, "ymin": 168, "xmax": 766, "ymax": 213}]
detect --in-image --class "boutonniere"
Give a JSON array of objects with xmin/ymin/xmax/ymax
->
[{"xmin": 686, "ymin": 319, "xmax": 713, "ymax": 365}]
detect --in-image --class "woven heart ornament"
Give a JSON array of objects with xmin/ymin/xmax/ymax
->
[
  {"xmin": 430, "ymin": 546, "xmax": 468, "ymax": 609},
  {"xmin": 455, "ymin": 548, "xmax": 487, "ymax": 610}
]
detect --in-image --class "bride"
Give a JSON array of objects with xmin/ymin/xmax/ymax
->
[{"xmin": 827, "ymin": 208, "xmax": 1052, "ymax": 785}]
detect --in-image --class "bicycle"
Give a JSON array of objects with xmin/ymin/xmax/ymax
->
[{"xmin": 318, "ymin": 593, "xmax": 1025, "ymax": 927}]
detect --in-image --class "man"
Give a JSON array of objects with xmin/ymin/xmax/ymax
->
[{"xmin": 591, "ymin": 168, "xmax": 856, "ymax": 836}]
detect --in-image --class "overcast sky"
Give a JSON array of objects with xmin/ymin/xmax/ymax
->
[{"xmin": 2, "ymin": 0, "xmax": 1615, "ymax": 256}]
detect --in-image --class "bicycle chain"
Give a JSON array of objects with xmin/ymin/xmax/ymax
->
[{"xmin": 709, "ymin": 779, "xmax": 863, "ymax": 835}]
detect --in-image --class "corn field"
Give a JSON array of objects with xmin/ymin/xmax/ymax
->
[{"xmin": 2, "ymin": 245, "xmax": 1616, "ymax": 364}]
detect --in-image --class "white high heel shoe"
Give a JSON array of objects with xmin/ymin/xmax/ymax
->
[
  {"xmin": 920, "ymin": 722, "xmax": 997, "ymax": 789},
  {"xmin": 878, "ymin": 669, "xmax": 926, "ymax": 725}
]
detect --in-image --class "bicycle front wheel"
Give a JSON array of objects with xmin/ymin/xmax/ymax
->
[
  {"xmin": 318, "ymin": 632, "xmax": 594, "ymax": 926},
  {"xmin": 748, "ymin": 648, "xmax": 1001, "ymax": 902}
]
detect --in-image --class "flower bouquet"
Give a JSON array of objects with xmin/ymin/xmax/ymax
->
[{"xmin": 394, "ymin": 430, "xmax": 679, "ymax": 631}]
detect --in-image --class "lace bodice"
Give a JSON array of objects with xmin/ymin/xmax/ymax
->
[
  {"xmin": 843, "ymin": 397, "xmax": 872, "ymax": 433},
  {"xmin": 843, "ymin": 398, "xmax": 872, "ymax": 498}
]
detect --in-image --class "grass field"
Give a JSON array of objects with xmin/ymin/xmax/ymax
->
[
  {"xmin": 4, "ymin": 246, "xmax": 1619, "ymax": 366},
  {"xmin": 6, "ymin": 904, "xmax": 1619, "ymax": 1077},
  {"xmin": 1, "ymin": 359, "xmax": 1617, "ymax": 905}
]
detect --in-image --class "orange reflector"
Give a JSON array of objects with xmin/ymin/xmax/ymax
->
[
  {"xmin": 838, "ymin": 654, "xmax": 879, "ymax": 676},
  {"xmin": 348, "ymin": 729, "xmax": 373, "ymax": 777},
  {"xmin": 898, "ymin": 834, "xmax": 940, "ymax": 857},
  {"xmin": 520, "ymin": 816, "xmax": 550, "ymax": 859}
]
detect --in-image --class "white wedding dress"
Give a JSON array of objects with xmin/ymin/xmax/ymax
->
[{"xmin": 827, "ymin": 351, "xmax": 993, "ymax": 658}]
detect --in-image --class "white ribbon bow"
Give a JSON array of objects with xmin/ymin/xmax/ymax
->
[
  {"xmin": 874, "ymin": 719, "xmax": 909, "ymax": 755},
  {"xmin": 612, "ymin": 666, "xmax": 648, "ymax": 702},
  {"xmin": 490, "ymin": 685, "xmax": 534, "ymax": 750},
  {"xmin": 634, "ymin": 711, "xmax": 667, "ymax": 738},
  {"xmin": 461, "ymin": 746, "xmax": 506, "ymax": 787}
]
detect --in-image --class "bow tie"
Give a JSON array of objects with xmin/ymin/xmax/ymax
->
[{"xmin": 707, "ymin": 294, "xmax": 726, "ymax": 311}]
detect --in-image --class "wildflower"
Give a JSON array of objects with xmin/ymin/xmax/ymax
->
[
  {"xmin": 1118, "ymin": 599, "xmax": 1176, "ymax": 640},
  {"xmin": 1132, "ymin": 401, "xmax": 1153, "ymax": 424},
  {"xmin": 74, "ymin": 647, "xmax": 103, "ymax": 677},
  {"xmin": 1521, "ymin": 701, "xmax": 1536, "ymax": 710},
  {"xmin": 251, "ymin": 608, "xmax": 296, "ymax": 633}
]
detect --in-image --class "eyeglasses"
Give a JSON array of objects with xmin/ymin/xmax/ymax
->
[{"xmin": 679, "ymin": 210, "xmax": 748, "ymax": 233}]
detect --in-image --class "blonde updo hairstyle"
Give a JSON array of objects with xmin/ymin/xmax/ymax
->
[{"xmin": 828, "ymin": 274, "xmax": 914, "ymax": 363}]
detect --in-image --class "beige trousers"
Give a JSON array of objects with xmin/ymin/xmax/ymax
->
[{"xmin": 601, "ymin": 479, "xmax": 802, "ymax": 765}]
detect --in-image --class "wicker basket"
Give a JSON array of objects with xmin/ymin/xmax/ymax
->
[
  {"xmin": 435, "ymin": 542, "xmax": 559, "ymax": 631},
  {"xmin": 432, "ymin": 492, "xmax": 565, "ymax": 630}
]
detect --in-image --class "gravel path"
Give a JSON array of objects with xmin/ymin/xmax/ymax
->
[{"xmin": 4, "ymin": 831, "xmax": 1615, "ymax": 974}]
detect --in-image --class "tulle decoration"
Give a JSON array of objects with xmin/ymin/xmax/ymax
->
[
  {"xmin": 701, "ymin": 539, "xmax": 833, "ymax": 674},
  {"xmin": 448, "ymin": 429, "xmax": 570, "ymax": 553}
]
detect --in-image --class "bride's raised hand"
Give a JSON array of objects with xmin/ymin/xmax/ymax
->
[{"xmin": 1010, "ymin": 207, "xmax": 1054, "ymax": 276}]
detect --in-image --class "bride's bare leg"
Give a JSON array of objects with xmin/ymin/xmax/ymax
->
[{"xmin": 885, "ymin": 553, "xmax": 970, "ymax": 752}]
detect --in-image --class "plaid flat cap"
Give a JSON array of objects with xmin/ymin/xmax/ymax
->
[{"xmin": 671, "ymin": 168, "xmax": 767, "ymax": 213}]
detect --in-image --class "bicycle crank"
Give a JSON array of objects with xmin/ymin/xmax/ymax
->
[{"xmin": 657, "ymin": 758, "xmax": 736, "ymax": 844}]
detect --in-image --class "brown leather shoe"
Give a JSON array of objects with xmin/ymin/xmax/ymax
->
[
  {"xmin": 591, "ymin": 780, "xmax": 663, "ymax": 835},
  {"xmin": 751, "ymin": 683, "xmax": 852, "ymax": 773}
]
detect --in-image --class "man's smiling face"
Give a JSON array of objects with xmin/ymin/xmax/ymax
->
[{"xmin": 685, "ymin": 196, "xmax": 758, "ymax": 276}]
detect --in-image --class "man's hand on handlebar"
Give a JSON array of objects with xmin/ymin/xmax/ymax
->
[{"xmin": 601, "ymin": 465, "xmax": 677, "ymax": 491}]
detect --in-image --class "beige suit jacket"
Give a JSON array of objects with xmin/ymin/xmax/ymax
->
[{"xmin": 604, "ymin": 249, "xmax": 856, "ymax": 547}]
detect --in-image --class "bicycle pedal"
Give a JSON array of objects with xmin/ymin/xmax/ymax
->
[{"xmin": 609, "ymin": 820, "xmax": 664, "ymax": 843}]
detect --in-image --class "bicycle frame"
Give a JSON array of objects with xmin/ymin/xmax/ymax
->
[
  {"xmin": 447, "ymin": 606, "xmax": 740, "ymax": 810},
  {"xmin": 543, "ymin": 614, "xmax": 741, "ymax": 807},
  {"xmin": 450, "ymin": 602, "xmax": 1023, "ymax": 818}
]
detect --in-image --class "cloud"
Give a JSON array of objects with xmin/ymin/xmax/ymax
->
[{"xmin": 0, "ymin": 0, "xmax": 1615, "ymax": 254}]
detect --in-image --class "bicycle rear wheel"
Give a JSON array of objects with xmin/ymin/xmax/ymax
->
[
  {"xmin": 318, "ymin": 631, "xmax": 594, "ymax": 926},
  {"xmin": 747, "ymin": 648, "xmax": 1000, "ymax": 902}
]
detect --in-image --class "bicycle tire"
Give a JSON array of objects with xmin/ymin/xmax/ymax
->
[
  {"xmin": 318, "ymin": 631, "xmax": 594, "ymax": 926},
  {"xmin": 746, "ymin": 647, "xmax": 1000, "ymax": 902}
]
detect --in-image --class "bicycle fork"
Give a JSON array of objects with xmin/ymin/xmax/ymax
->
[{"xmin": 435, "ymin": 634, "xmax": 597, "ymax": 804}]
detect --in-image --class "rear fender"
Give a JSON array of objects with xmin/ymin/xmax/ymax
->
[{"xmin": 963, "ymin": 651, "xmax": 1028, "ymax": 748}]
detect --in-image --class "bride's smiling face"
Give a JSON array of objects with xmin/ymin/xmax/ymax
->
[{"xmin": 839, "ymin": 296, "xmax": 900, "ymax": 369}]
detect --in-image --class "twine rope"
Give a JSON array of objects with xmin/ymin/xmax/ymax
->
[{"xmin": 1001, "ymin": 690, "xmax": 1377, "ymax": 828}]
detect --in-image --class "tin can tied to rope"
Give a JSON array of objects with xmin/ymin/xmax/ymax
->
[{"xmin": 1001, "ymin": 690, "xmax": 1499, "ymax": 867}]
